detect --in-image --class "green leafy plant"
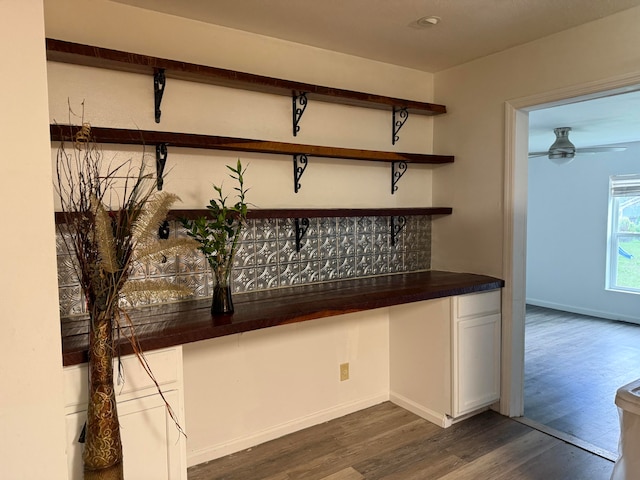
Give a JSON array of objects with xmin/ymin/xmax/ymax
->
[{"xmin": 181, "ymin": 160, "xmax": 249, "ymax": 313}]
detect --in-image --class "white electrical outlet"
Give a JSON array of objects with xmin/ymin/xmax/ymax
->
[{"xmin": 340, "ymin": 363, "xmax": 349, "ymax": 381}]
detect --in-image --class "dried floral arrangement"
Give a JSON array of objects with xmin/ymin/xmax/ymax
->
[{"xmin": 55, "ymin": 118, "xmax": 198, "ymax": 480}]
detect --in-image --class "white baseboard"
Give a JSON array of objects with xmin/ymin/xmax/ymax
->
[
  {"xmin": 526, "ymin": 298, "xmax": 640, "ymax": 325},
  {"xmin": 389, "ymin": 392, "xmax": 452, "ymax": 428},
  {"xmin": 187, "ymin": 392, "xmax": 389, "ymax": 467}
]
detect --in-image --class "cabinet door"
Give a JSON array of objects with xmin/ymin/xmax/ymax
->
[
  {"xmin": 452, "ymin": 313, "xmax": 501, "ymax": 417},
  {"xmin": 66, "ymin": 390, "xmax": 185, "ymax": 480}
]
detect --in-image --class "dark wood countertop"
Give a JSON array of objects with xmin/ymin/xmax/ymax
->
[{"xmin": 61, "ymin": 270, "xmax": 504, "ymax": 366}]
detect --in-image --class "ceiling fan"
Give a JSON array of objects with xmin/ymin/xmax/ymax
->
[{"xmin": 528, "ymin": 127, "xmax": 627, "ymax": 164}]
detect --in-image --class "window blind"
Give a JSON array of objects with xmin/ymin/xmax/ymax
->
[{"xmin": 611, "ymin": 175, "xmax": 640, "ymax": 197}]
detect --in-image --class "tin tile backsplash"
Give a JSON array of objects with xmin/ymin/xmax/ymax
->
[{"xmin": 56, "ymin": 215, "xmax": 431, "ymax": 317}]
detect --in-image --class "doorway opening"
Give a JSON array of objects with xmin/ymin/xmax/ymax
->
[{"xmin": 506, "ymin": 85, "xmax": 640, "ymax": 459}]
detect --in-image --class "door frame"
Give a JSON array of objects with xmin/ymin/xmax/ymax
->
[{"xmin": 501, "ymin": 72, "xmax": 640, "ymax": 417}]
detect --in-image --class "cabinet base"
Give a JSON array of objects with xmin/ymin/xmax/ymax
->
[
  {"xmin": 390, "ymin": 393, "xmax": 495, "ymax": 429},
  {"xmin": 389, "ymin": 393, "xmax": 453, "ymax": 428}
]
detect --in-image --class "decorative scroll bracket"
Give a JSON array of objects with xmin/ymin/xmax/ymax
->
[
  {"xmin": 392, "ymin": 106, "xmax": 409, "ymax": 145},
  {"xmin": 156, "ymin": 143, "xmax": 168, "ymax": 191},
  {"xmin": 293, "ymin": 154, "xmax": 309, "ymax": 193},
  {"xmin": 158, "ymin": 219, "xmax": 170, "ymax": 263},
  {"xmin": 295, "ymin": 218, "xmax": 310, "ymax": 252},
  {"xmin": 154, "ymin": 68, "xmax": 166, "ymax": 123},
  {"xmin": 292, "ymin": 92, "xmax": 308, "ymax": 137},
  {"xmin": 390, "ymin": 215, "xmax": 407, "ymax": 247},
  {"xmin": 391, "ymin": 161, "xmax": 408, "ymax": 195}
]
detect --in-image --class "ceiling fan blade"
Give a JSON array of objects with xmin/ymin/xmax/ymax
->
[
  {"xmin": 528, "ymin": 151, "xmax": 549, "ymax": 158},
  {"xmin": 576, "ymin": 146, "xmax": 627, "ymax": 154}
]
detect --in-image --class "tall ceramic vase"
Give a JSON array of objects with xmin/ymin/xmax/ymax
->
[
  {"xmin": 83, "ymin": 309, "xmax": 124, "ymax": 480},
  {"xmin": 211, "ymin": 262, "xmax": 234, "ymax": 315}
]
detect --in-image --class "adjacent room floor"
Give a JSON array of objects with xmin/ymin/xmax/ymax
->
[{"xmin": 524, "ymin": 304, "xmax": 640, "ymax": 458}]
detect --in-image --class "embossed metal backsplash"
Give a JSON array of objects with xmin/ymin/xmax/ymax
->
[{"xmin": 57, "ymin": 215, "xmax": 431, "ymax": 317}]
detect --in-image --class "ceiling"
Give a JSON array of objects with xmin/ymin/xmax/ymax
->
[
  {"xmin": 113, "ymin": 0, "xmax": 640, "ymax": 73},
  {"xmin": 529, "ymin": 89, "xmax": 640, "ymax": 155},
  {"xmin": 114, "ymin": 0, "xmax": 640, "ymax": 152}
]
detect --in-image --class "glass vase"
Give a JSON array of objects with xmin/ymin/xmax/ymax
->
[{"xmin": 211, "ymin": 262, "xmax": 234, "ymax": 315}]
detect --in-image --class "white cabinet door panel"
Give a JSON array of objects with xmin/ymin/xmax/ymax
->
[
  {"xmin": 64, "ymin": 347, "xmax": 186, "ymax": 479},
  {"xmin": 65, "ymin": 390, "xmax": 183, "ymax": 480},
  {"xmin": 453, "ymin": 313, "xmax": 501, "ymax": 417}
]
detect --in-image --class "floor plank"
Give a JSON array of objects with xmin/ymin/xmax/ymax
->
[
  {"xmin": 188, "ymin": 403, "xmax": 614, "ymax": 479},
  {"xmin": 437, "ymin": 430, "xmax": 559, "ymax": 480},
  {"xmin": 505, "ymin": 441, "xmax": 615, "ymax": 480},
  {"xmin": 320, "ymin": 468, "xmax": 364, "ymax": 480}
]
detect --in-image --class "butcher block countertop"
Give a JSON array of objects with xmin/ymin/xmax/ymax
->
[{"xmin": 61, "ymin": 270, "xmax": 504, "ymax": 366}]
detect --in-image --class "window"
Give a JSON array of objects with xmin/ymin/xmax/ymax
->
[{"xmin": 607, "ymin": 174, "xmax": 640, "ymax": 293}]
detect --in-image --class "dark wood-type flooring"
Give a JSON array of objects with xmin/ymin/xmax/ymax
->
[
  {"xmin": 188, "ymin": 402, "xmax": 613, "ymax": 479},
  {"xmin": 524, "ymin": 304, "xmax": 640, "ymax": 457}
]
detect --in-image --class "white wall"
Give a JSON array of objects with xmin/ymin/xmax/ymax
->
[
  {"xmin": 46, "ymin": 62, "xmax": 434, "ymax": 210},
  {"xmin": 44, "ymin": 0, "xmax": 440, "ymax": 217},
  {"xmin": 37, "ymin": 0, "xmax": 640, "ymax": 470},
  {"xmin": 184, "ymin": 311, "xmax": 389, "ymax": 464},
  {"xmin": 527, "ymin": 143, "xmax": 640, "ymax": 323},
  {"xmin": 0, "ymin": 1, "xmax": 68, "ymax": 478},
  {"xmin": 44, "ymin": 0, "xmax": 435, "ymax": 467},
  {"xmin": 432, "ymin": 7, "xmax": 640, "ymax": 278}
]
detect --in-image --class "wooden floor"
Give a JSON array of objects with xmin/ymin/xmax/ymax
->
[
  {"xmin": 524, "ymin": 305, "xmax": 640, "ymax": 457},
  {"xmin": 188, "ymin": 402, "xmax": 613, "ymax": 479}
]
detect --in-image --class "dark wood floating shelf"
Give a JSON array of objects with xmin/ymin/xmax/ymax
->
[
  {"xmin": 61, "ymin": 271, "xmax": 504, "ymax": 366},
  {"xmin": 173, "ymin": 207, "xmax": 453, "ymax": 221},
  {"xmin": 55, "ymin": 208, "xmax": 453, "ymax": 225},
  {"xmin": 50, "ymin": 125, "xmax": 454, "ymax": 164},
  {"xmin": 46, "ymin": 38, "xmax": 447, "ymax": 117}
]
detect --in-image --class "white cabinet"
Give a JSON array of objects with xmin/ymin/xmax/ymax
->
[
  {"xmin": 451, "ymin": 291, "xmax": 501, "ymax": 418},
  {"xmin": 63, "ymin": 346, "xmax": 187, "ymax": 480},
  {"xmin": 389, "ymin": 290, "xmax": 501, "ymax": 427}
]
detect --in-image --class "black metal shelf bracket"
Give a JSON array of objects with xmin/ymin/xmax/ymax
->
[
  {"xmin": 392, "ymin": 106, "xmax": 409, "ymax": 145},
  {"xmin": 292, "ymin": 92, "xmax": 308, "ymax": 136},
  {"xmin": 293, "ymin": 154, "xmax": 309, "ymax": 193},
  {"xmin": 391, "ymin": 161, "xmax": 408, "ymax": 195},
  {"xmin": 390, "ymin": 215, "xmax": 407, "ymax": 247},
  {"xmin": 158, "ymin": 220, "xmax": 170, "ymax": 240},
  {"xmin": 295, "ymin": 217, "xmax": 310, "ymax": 252},
  {"xmin": 156, "ymin": 143, "xmax": 168, "ymax": 191},
  {"xmin": 154, "ymin": 68, "xmax": 166, "ymax": 123}
]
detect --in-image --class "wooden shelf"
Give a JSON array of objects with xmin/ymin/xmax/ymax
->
[
  {"xmin": 50, "ymin": 125, "xmax": 455, "ymax": 164},
  {"xmin": 174, "ymin": 208, "xmax": 453, "ymax": 220},
  {"xmin": 46, "ymin": 38, "xmax": 447, "ymax": 117},
  {"xmin": 55, "ymin": 208, "xmax": 452, "ymax": 224},
  {"xmin": 61, "ymin": 271, "xmax": 504, "ymax": 366}
]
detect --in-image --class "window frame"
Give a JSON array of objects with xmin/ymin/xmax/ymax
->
[{"xmin": 606, "ymin": 174, "xmax": 640, "ymax": 294}]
